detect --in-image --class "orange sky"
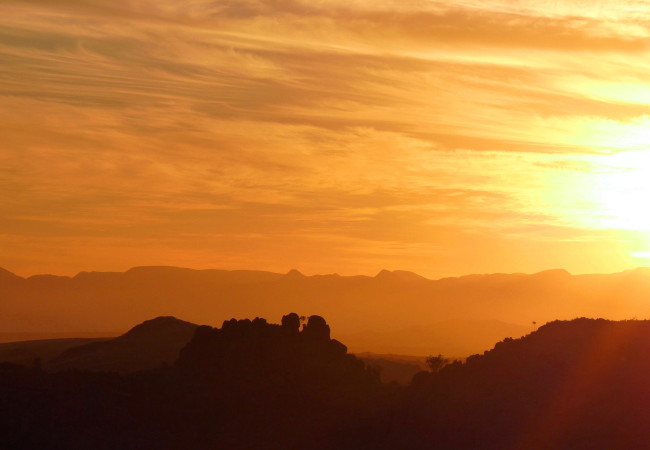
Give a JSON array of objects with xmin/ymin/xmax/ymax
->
[{"xmin": 3, "ymin": 0, "xmax": 650, "ymax": 278}]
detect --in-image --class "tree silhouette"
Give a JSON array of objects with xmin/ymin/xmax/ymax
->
[{"xmin": 425, "ymin": 354, "xmax": 450, "ymax": 373}]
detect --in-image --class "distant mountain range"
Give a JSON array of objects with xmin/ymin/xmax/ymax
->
[{"xmin": 3, "ymin": 265, "xmax": 650, "ymax": 355}]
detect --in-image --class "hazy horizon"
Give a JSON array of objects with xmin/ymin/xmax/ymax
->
[
  {"xmin": 6, "ymin": 263, "xmax": 650, "ymax": 280},
  {"xmin": 7, "ymin": 262, "xmax": 650, "ymax": 357}
]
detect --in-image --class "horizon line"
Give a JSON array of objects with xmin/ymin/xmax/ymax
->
[{"xmin": 4, "ymin": 264, "xmax": 650, "ymax": 282}]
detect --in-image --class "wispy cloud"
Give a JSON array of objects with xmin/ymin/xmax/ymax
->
[{"xmin": 2, "ymin": 0, "xmax": 649, "ymax": 276}]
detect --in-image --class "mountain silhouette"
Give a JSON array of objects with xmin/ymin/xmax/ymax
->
[
  {"xmin": 284, "ymin": 268, "xmax": 306, "ymax": 278},
  {"xmin": 393, "ymin": 318, "xmax": 650, "ymax": 449},
  {"xmin": 3, "ymin": 314, "xmax": 650, "ymax": 448},
  {"xmin": 5, "ymin": 265, "xmax": 650, "ymax": 356},
  {"xmin": 0, "ymin": 313, "xmax": 383, "ymax": 449},
  {"xmin": 47, "ymin": 316, "xmax": 198, "ymax": 372},
  {"xmin": 177, "ymin": 313, "xmax": 376, "ymax": 389},
  {"xmin": 375, "ymin": 269, "xmax": 428, "ymax": 282},
  {"xmin": 0, "ymin": 267, "xmax": 21, "ymax": 282},
  {"xmin": 0, "ymin": 337, "xmax": 109, "ymax": 367}
]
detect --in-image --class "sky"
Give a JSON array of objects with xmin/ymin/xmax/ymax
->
[{"xmin": 3, "ymin": 0, "xmax": 650, "ymax": 278}]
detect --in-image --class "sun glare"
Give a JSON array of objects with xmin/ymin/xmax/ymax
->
[{"xmin": 592, "ymin": 150, "xmax": 650, "ymax": 232}]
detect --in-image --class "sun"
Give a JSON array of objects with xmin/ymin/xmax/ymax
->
[{"xmin": 592, "ymin": 150, "xmax": 650, "ymax": 232}]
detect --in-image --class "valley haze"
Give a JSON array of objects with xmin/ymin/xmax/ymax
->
[{"xmin": 4, "ymin": 265, "xmax": 650, "ymax": 355}]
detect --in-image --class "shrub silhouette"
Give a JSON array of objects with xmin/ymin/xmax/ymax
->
[{"xmin": 425, "ymin": 354, "xmax": 450, "ymax": 373}]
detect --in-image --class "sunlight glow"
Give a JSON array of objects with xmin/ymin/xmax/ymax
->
[{"xmin": 592, "ymin": 150, "xmax": 650, "ymax": 231}]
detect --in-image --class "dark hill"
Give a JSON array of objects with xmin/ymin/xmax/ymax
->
[
  {"xmin": 0, "ymin": 338, "xmax": 109, "ymax": 367},
  {"xmin": 5, "ymin": 315, "xmax": 650, "ymax": 448},
  {"xmin": 47, "ymin": 316, "xmax": 198, "ymax": 372},
  {"xmin": 0, "ymin": 313, "xmax": 385, "ymax": 450},
  {"xmin": 397, "ymin": 318, "xmax": 650, "ymax": 449},
  {"xmin": 0, "ymin": 267, "xmax": 22, "ymax": 283},
  {"xmin": 177, "ymin": 313, "xmax": 377, "ymax": 390}
]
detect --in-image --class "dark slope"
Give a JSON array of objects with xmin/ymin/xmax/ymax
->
[
  {"xmin": 0, "ymin": 338, "xmax": 109, "ymax": 367},
  {"xmin": 5, "ymin": 315, "xmax": 650, "ymax": 449},
  {"xmin": 394, "ymin": 318, "xmax": 650, "ymax": 449},
  {"xmin": 356, "ymin": 353, "xmax": 425, "ymax": 384},
  {"xmin": 47, "ymin": 316, "xmax": 198, "ymax": 372},
  {"xmin": 176, "ymin": 313, "xmax": 375, "ymax": 388},
  {"xmin": 0, "ymin": 267, "xmax": 22, "ymax": 283},
  {"xmin": 0, "ymin": 313, "xmax": 385, "ymax": 450}
]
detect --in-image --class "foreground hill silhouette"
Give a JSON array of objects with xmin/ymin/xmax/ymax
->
[
  {"xmin": 47, "ymin": 316, "xmax": 198, "ymax": 372},
  {"xmin": 0, "ymin": 317, "xmax": 197, "ymax": 372},
  {"xmin": 0, "ymin": 313, "xmax": 385, "ymax": 449},
  {"xmin": 5, "ymin": 314, "xmax": 650, "ymax": 448},
  {"xmin": 10, "ymin": 265, "xmax": 650, "ymax": 354},
  {"xmin": 0, "ymin": 317, "xmax": 422, "ymax": 384},
  {"xmin": 4, "ymin": 315, "xmax": 650, "ymax": 448},
  {"xmin": 391, "ymin": 318, "xmax": 650, "ymax": 449},
  {"xmin": 176, "ymin": 314, "xmax": 375, "ymax": 387}
]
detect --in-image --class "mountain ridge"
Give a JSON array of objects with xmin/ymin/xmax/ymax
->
[
  {"xmin": 6, "ymin": 264, "xmax": 650, "ymax": 284},
  {"xmin": 4, "ymin": 265, "xmax": 650, "ymax": 355}
]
